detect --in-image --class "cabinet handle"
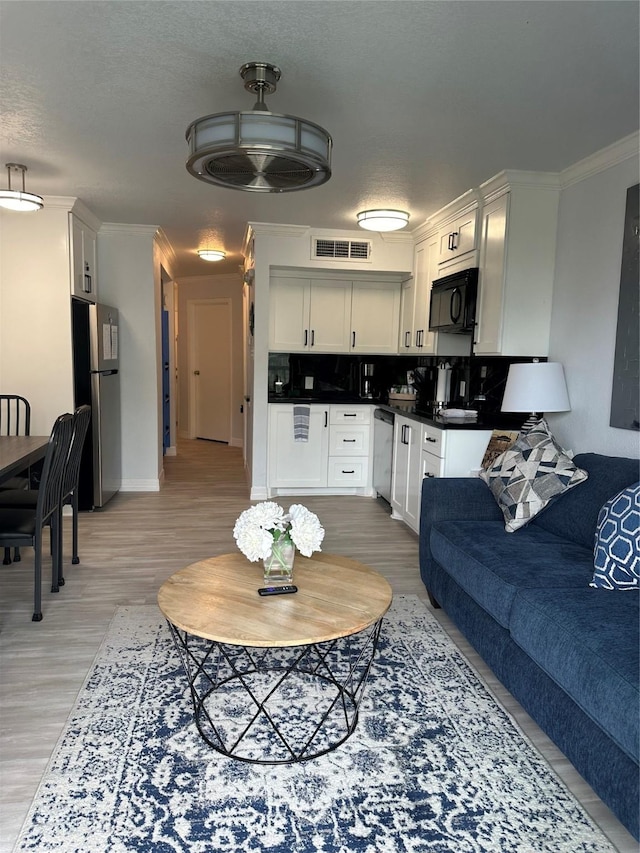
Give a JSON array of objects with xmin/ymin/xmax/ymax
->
[
  {"xmin": 405, "ymin": 330, "xmax": 410, "ymax": 348},
  {"xmin": 425, "ymin": 436, "xmax": 437, "ymax": 443},
  {"xmin": 447, "ymin": 233, "xmax": 454, "ymax": 251},
  {"xmin": 342, "ymin": 469, "xmax": 355, "ymax": 474},
  {"xmin": 304, "ymin": 329, "xmax": 308, "ymax": 346},
  {"xmin": 324, "ymin": 411, "xmax": 328, "ymax": 427},
  {"xmin": 352, "ymin": 331, "xmax": 356, "ymax": 347},
  {"xmin": 418, "ymin": 329, "xmax": 424, "ymax": 347},
  {"xmin": 344, "ymin": 413, "xmax": 357, "ymax": 417},
  {"xmin": 311, "ymin": 329, "xmax": 315, "ymax": 346},
  {"xmin": 343, "ymin": 439, "xmax": 357, "ymax": 443},
  {"xmin": 424, "ymin": 472, "xmax": 436, "ymax": 478}
]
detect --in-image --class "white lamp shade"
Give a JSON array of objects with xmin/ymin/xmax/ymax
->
[{"xmin": 501, "ymin": 362, "xmax": 571, "ymax": 413}]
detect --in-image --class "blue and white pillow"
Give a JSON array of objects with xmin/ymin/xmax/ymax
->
[{"xmin": 590, "ymin": 482, "xmax": 640, "ymax": 590}]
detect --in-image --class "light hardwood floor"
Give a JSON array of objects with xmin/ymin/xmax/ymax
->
[{"xmin": 0, "ymin": 439, "xmax": 637, "ymax": 852}]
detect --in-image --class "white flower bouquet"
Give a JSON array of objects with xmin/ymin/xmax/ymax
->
[{"xmin": 233, "ymin": 501, "xmax": 325, "ymax": 563}]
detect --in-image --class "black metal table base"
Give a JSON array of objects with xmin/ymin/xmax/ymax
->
[{"xmin": 167, "ymin": 619, "xmax": 385, "ymax": 764}]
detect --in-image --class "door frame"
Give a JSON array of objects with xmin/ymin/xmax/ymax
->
[{"xmin": 187, "ymin": 297, "xmax": 232, "ymax": 441}]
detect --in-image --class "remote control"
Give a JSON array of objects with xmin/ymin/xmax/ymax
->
[{"xmin": 258, "ymin": 585, "xmax": 298, "ymax": 596}]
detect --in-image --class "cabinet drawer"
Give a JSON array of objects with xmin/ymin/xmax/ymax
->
[
  {"xmin": 329, "ymin": 425, "xmax": 370, "ymax": 455},
  {"xmin": 327, "ymin": 457, "xmax": 369, "ymax": 487},
  {"xmin": 330, "ymin": 406, "xmax": 371, "ymax": 425},
  {"xmin": 422, "ymin": 424, "xmax": 444, "ymax": 457},
  {"xmin": 422, "ymin": 451, "xmax": 442, "ymax": 480}
]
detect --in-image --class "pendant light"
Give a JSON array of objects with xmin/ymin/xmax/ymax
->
[
  {"xmin": 0, "ymin": 163, "xmax": 44, "ymax": 212},
  {"xmin": 186, "ymin": 61, "xmax": 332, "ymax": 193},
  {"xmin": 357, "ymin": 209, "xmax": 410, "ymax": 232}
]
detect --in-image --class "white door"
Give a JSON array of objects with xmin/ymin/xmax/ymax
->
[{"xmin": 190, "ymin": 299, "xmax": 232, "ymax": 442}]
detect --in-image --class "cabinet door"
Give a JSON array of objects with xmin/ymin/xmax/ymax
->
[
  {"xmin": 413, "ymin": 235, "xmax": 438, "ymax": 354},
  {"xmin": 398, "ymin": 278, "xmax": 415, "ymax": 352},
  {"xmin": 390, "ymin": 416, "xmax": 420, "ymax": 527},
  {"xmin": 308, "ymin": 280, "xmax": 351, "ymax": 352},
  {"xmin": 269, "ymin": 277, "xmax": 311, "ymax": 351},
  {"xmin": 69, "ymin": 214, "xmax": 98, "ymax": 301},
  {"xmin": 438, "ymin": 209, "xmax": 478, "ymax": 266},
  {"xmin": 350, "ymin": 281, "xmax": 400, "ymax": 354},
  {"xmin": 268, "ymin": 405, "xmax": 329, "ymax": 487},
  {"xmin": 474, "ymin": 194, "xmax": 508, "ymax": 355}
]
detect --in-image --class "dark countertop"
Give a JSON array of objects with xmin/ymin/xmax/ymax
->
[{"xmin": 268, "ymin": 397, "xmax": 522, "ymax": 432}]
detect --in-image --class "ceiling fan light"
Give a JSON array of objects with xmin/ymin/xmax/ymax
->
[
  {"xmin": 198, "ymin": 249, "xmax": 226, "ymax": 262},
  {"xmin": 357, "ymin": 210, "xmax": 410, "ymax": 232},
  {"xmin": 186, "ymin": 62, "xmax": 332, "ymax": 193},
  {"xmin": 0, "ymin": 164, "xmax": 44, "ymax": 212}
]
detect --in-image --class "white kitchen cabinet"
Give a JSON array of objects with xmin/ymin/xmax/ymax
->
[
  {"xmin": 420, "ymin": 422, "xmax": 492, "ymax": 478},
  {"xmin": 268, "ymin": 404, "xmax": 329, "ymax": 488},
  {"xmin": 350, "ymin": 280, "xmax": 400, "ymax": 353},
  {"xmin": 268, "ymin": 404, "xmax": 373, "ymax": 493},
  {"xmin": 390, "ymin": 415, "xmax": 422, "ymax": 532},
  {"xmin": 70, "ymin": 212, "xmax": 98, "ymax": 302},
  {"xmin": 270, "ymin": 274, "xmax": 401, "ymax": 354},
  {"xmin": 269, "ymin": 277, "xmax": 351, "ymax": 352},
  {"xmin": 474, "ymin": 173, "xmax": 560, "ymax": 356},
  {"xmin": 437, "ymin": 207, "xmax": 478, "ymax": 269}
]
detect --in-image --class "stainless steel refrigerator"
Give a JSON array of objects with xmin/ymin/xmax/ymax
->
[{"xmin": 72, "ymin": 298, "xmax": 122, "ymax": 510}]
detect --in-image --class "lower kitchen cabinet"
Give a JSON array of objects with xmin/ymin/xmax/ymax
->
[
  {"xmin": 268, "ymin": 404, "xmax": 373, "ymax": 494},
  {"xmin": 392, "ymin": 418, "xmax": 492, "ymax": 533},
  {"xmin": 390, "ymin": 415, "xmax": 422, "ymax": 532}
]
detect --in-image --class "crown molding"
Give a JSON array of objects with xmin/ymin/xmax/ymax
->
[
  {"xmin": 560, "ymin": 131, "xmax": 640, "ymax": 188},
  {"xmin": 99, "ymin": 222, "xmax": 159, "ymax": 237},
  {"xmin": 154, "ymin": 227, "xmax": 177, "ymax": 264},
  {"xmin": 247, "ymin": 222, "xmax": 309, "ymax": 238}
]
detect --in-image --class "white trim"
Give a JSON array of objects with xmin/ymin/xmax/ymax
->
[
  {"xmin": 165, "ymin": 445, "xmax": 177, "ymax": 456},
  {"xmin": 250, "ymin": 486, "xmax": 269, "ymax": 501},
  {"xmin": 560, "ymin": 131, "xmax": 640, "ymax": 188},
  {"xmin": 229, "ymin": 437, "xmax": 243, "ymax": 448},
  {"xmin": 99, "ymin": 222, "xmax": 159, "ymax": 236},
  {"xmin": 120, "ymin": 479, "xmax": 161, "ymax": 492}
]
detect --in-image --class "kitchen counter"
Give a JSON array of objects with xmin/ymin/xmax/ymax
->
[{"xmin": 268, "ymin": 397, "xmax": 524, "ymax": 432}]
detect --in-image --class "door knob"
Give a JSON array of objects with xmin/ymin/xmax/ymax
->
[{"xmin": 193, "ymin": 370, "xmax": 200, "ymax": 375}]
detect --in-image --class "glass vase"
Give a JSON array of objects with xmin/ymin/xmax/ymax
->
[{"xmin": 263, "ymin": 539, "xmax": 295, "ymax": 584}]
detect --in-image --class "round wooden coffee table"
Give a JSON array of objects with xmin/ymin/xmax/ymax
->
[{"xmin": 157, "ymin": 552, "xmax": 393, "ymax": 764}]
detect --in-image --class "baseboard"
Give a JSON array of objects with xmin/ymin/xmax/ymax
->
[
  {"xmin": 120, "ymin": 479, "xmax": 161, "ymax": 492},
  {"xmin": 164, "ymin": 446, "xmax": 177, "ymax": 457}
]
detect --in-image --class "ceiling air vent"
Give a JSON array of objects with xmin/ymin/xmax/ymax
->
[{"xmin": 312, "ymin": 238, "xmax": 371, "ymax": 261}]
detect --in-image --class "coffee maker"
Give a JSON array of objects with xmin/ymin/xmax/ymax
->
[{"xmin": 360, "ymin": 363, "xmax": 375, "ymax": 398}]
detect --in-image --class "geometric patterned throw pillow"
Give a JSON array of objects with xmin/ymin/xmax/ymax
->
[
  {"xmin": 479, "ymin": 419, "xmax": 589, "ymax": 533},
  {"xmin": 590, "ymin": 482, "xmax": 640, "ymax": 590}
]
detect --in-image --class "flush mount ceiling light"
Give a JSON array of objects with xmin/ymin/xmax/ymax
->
[
  {"xmin": 357, "ymin": 209, "xmax": 410, "ymax": 232},
  {"xmin": 0, "ymin": 163, "xmax": 44, "ymax": 212},
  {"xmin": 185, "ymin": 61, "xmax": 332, "ymax": 193},
  {"xmin": 198, "ymin": 249, "xmax": 226, "ymax": 262}
]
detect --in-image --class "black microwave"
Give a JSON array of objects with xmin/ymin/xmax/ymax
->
[{"xmin": 429, "ymin": 267, "xmax": 478, "ymax": 334}]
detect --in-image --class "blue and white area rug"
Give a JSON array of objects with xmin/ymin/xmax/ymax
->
[{"xmin": 14, "ymin": 596, "xmax": 616, "ymax": 852}]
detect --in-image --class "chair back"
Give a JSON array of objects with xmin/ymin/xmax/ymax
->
[
  {"xmin": 61, "ymin": 405, "xmax": 92, "ymax": 502},
  {"xmin": 0, "ymin": 395, "xmax": 31, "ymax": 436},
  {"xmin": 36, "ymin": 413, "xmax": 74, "ymax": 527}
]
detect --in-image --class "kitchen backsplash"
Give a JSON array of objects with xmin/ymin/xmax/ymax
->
[{"xmin": 268, "ymin": 352, "xmax": 538, "ymax": 418}]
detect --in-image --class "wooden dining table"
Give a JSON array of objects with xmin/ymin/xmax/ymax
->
[{"xmin": 0, "ymin": 435, "xmax": 49, "ymax": 486}]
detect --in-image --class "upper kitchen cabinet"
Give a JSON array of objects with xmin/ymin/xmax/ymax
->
[
  {"xmin": 269, "ymin": 271, "xmax": 402, "ymax": 354},
  {"xmin": 474, "ymin": 172, "xmax": 560, "ymax": 356},
  {"xmin": 351, "ymin": 280, "xmax": 400, "ymax": 353},
  {"xmin": 70, "ymin": 211, "xmax": 98, "ymax": 302},
  {"xmin": 437, "ymin": 207, "xmax": 478, "ymax": 269}
]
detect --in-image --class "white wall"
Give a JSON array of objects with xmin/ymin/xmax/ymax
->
[
  {"xmin": 175, "ymin": 273, "xmax": 244, "ymax": 446},
  {"xmin": 547, "ymin": 135, "xmax": 640, "ymax": 458},
  {"xmin": 0, "ymin": 199, "xmax": 76, "ymax": 433},
  {"xmin": 98, "ymin": 224, "xmax": 161, "ymax": 490}
]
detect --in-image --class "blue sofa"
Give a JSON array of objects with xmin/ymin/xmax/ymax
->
[{"xmin": 419, "ymin": 453, "xmax": 639, "ymax": 839}]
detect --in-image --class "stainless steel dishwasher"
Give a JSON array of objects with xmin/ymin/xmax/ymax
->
[{"xmin": 373, "ymin": 408, "xmax": 394, "ymax": 503}]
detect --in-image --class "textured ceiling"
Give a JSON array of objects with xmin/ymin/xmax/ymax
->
[{"xmin": 1, "ymin": 1, "xmax": 638, "ymax": 277}]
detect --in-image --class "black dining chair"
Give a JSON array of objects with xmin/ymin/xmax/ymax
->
[
  {"xmin": 0, "ymin": 405, "xmax": 92, "ymax": 584},
  {"xmin": 0, "ymin": 395, "xmax": 32, "ymax": 564},
  {"xmin": 0, "ymin": 412, "xmax": 74, "ymax": 621}
]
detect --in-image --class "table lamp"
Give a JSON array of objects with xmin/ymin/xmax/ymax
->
[{"xmin": 501, "ymin": 361, "xmax": 571, "ymax": 429}]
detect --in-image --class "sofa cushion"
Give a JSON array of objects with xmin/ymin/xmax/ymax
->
[
  {"xmin": 534, "ymin": 453, "xmax": 640, "ymax": 550},
  {"xmin": 479, "ymin": 419, "xmax": 588, "ymax": 533},
  {"xmin": 430, "ymin": 520, "xmax": 594, "ymax": 628},
  {"xmin": 510, "ymin": 588, "xmax": 640, "ymax": 763},
  {"xmin": 590, "ymin": 482, "xmax": 640, "ymax": 590}
]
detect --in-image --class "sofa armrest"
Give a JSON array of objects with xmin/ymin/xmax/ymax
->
[{"xmin": 419, "ymin": 477, "xmax": 502, "ymax": 597}]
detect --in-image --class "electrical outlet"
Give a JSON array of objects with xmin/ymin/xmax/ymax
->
[
  {"xmin": 480, "ymin": 366, "xmax": 487, "ymax": 378},
  {"xmin": 304, "ymin": 376, "xmax": 314, "ymax": 390}
]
